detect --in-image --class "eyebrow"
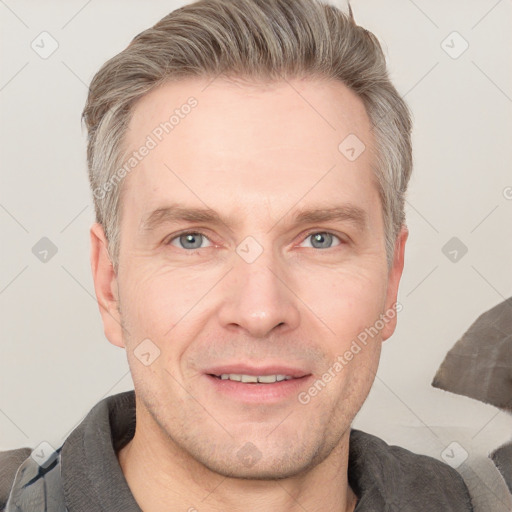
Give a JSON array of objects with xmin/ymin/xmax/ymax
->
[
  {"xmin": 139, "ymin": 205, "xmax": 230, "ymax": 234},
  {"xmin": 292, "ymin": 205, "xmax": 367, "ymax": 231},
  {"xmin": 139, "ymin": 203, "xmax": 368, "ymax": 234}
]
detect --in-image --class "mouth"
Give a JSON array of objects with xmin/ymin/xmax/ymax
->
[
  {"xmin": 203, "ymin": 365, "xmax": 312, "ymax": 402},
  {"xmin": 209, "ymin": 373, "xmax": 295, "ymax": 383}
]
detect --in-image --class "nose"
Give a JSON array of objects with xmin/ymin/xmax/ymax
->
[{"xmin": 216, "ymin": 243, "xmax": 301, "ymax": 338}]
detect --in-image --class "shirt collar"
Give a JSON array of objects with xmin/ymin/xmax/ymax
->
[{"xmin": 60, "ymin": 390, "xmax": 472, "ymax": 512}]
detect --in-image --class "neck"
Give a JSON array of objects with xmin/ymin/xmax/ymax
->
[{"xmin": 117, "ymin": 409, "xmax": 358, "ymax": 512}]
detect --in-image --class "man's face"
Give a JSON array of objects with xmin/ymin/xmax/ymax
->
[{"xmin": 93, "ymin": 77, "xmax": 406, "ymax": 478}]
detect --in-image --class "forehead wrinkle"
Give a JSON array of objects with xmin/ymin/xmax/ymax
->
[{"xmin": 138, "ymin": 202, "xmax": 369, "ymax": 237}]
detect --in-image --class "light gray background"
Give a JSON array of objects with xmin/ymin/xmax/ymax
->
[{"xmin": 1, "ymin": 0, "xmax": 511, "ymax": 486}]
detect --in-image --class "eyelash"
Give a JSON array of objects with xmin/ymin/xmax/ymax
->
[{"xmin": 165, "ymin": 229, "xmax": 346, "ymax": 251}]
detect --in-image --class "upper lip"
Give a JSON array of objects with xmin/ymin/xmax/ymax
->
[{"xmin": 205, "ymin": 364, "xmax": 311, "ymax": 379}]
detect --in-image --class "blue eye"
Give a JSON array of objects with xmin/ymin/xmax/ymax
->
[
  {"xmin": 166, "ymin": 230, "xmax": 343, "ymax": 252},
  {"xmin": 168, "ymin": 232, "xmax": 212, "ymax": 250},
  {"xmin": 300, "ymin": 232, "xmax": 342, "ymax": 249}
]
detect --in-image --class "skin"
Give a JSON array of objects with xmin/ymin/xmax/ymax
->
[{"xmin": 90, "ymin": 77, "xmax": 407, "ymax": 512}]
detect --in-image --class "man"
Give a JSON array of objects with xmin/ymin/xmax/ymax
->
[{"xmin": 0, "ymin": 0, "xmax": 475, "ymax": 510}]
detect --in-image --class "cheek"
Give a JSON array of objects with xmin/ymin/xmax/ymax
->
[
  {"xmin": 119, "ymin": 268, "xmax": 196, "ymax": 399},
  {"xmin": 298, "ymin": 264, "xmax": 388, "ymax": 340},
  {"xmin": 119, "ymin": 265, "xmax": 214, "ymax": 347}
]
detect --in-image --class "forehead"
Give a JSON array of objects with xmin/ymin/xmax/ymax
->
[
  {"xmin": 126, "ymin": 76, "xmax": 373, "ymax": 156},
  {"xmin": 120, "ymin": 77, "xmax": 378, "ymax": 224}
]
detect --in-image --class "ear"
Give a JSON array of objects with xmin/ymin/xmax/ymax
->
[
  {"xmin": 381, "ymin": 225, "xmax": 408, "ymax": 341},
  {"xmin": 90, "ymin": 222, "xmax": 124, "ymax": 348}
]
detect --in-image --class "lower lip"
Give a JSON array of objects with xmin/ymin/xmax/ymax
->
[{"xmin": 204, "ymin": 374, "xmax": 313, "ymax": 403}]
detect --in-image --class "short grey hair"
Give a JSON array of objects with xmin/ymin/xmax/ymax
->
[{"xmin": 83, "ymin": 0, "xmax": 413, "ymax": 271}]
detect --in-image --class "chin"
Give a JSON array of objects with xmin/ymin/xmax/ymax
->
[{"xmin": 200, "ymin": 454, "xmax": 315, "ymax": 481}]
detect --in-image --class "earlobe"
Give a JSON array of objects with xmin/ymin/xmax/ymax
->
[
  {"xmin": 381, "ymin": 225, "xmax": 408, "ymax": 342},
  {"xmin": 90, "ymin": 223, "xmax": 125, "ymax": 348}
]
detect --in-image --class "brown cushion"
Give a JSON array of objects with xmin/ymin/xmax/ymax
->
[
  {"xmin": 432, "ymin": 297, "xmax": 512, "ymax": 411},
  {"xmin": 492, "ymin": 441, "xmax": 512, "ymax": 494}
]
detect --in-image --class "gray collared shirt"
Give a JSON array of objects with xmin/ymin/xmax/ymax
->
[{"xmin": 2, "ymin": 390, "xmax": 474, "ymax": 511}]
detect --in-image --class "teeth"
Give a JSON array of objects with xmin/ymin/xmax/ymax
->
[
  {"xmin": 258, "ymin": 375, "xmax": 280, "ymax": 383},
  {"xmin": 218, "ymin": 374, "xmax": 293, "ymax": 383}
]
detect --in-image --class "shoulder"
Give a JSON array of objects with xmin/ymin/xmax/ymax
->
[
  {"xmin": 0, "ymin": 448, "xmax": 32, "ymax": 510},
  {"xmin": 0, "ymin": 446, "xmax": 65, "ymax": 512},
  {"xmin": 349, "ymin": 428, "xmax": 470, "ymax": 483},
  {"xmin": 349, "ymin": 429, "xmax": 474, "ymax": 511}
]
